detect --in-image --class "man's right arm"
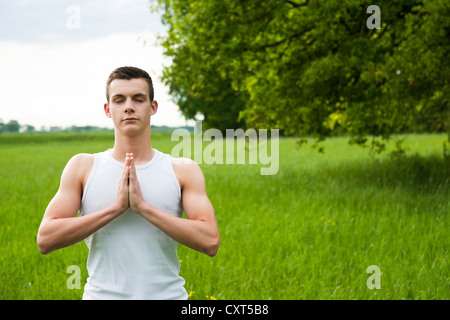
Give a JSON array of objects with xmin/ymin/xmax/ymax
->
[{"xmin": 37, "ymin": 153, "xmax": 129, "ymax": 255}]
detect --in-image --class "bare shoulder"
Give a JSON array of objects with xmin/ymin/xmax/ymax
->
[
  {"xmin": 62, "ymin": 153, "xmax": 95, "ymax": 190},
  {"xmin": 44, "ymin": 153, "xmax": 95, "ymax": 221},
  {"xmin": 171, "ymin": 156, "xmax": 197, "ymax": 167},
  {"xmin": 65, "ymin": 153, "xmax": 94, "ymax": 173},
  {"xmin": 68, "ymin": 153, "xmax": 94, "ymax": 165},
  {"xmin": 171, "ymin": 157, "xmax": 205, "ymax": 189}
]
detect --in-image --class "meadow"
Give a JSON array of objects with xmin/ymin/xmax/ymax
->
[{"xmin": 0, "ymin": 132, "xmax": 448, "ymax": 300}]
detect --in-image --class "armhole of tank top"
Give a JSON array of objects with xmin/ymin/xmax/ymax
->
[
  {"xmin": 80, "ymin": 153, "xmax": 100, "ymax": 210},
  {"xmin": 167, "ymin": 154, "xmax": 182, "ymax": 199}
]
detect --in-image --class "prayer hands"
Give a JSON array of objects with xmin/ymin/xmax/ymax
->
[
  {"xmin": 127, "ymin": 153, "xmax": 145, "ymax": 213},
  {"xmin": 114, "ymin": 153, "xmax": 145, "ymax": 214}
]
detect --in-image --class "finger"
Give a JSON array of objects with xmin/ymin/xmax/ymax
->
[
  {"xmin": 126, "ymin": 154, "xmax": 132, "ymax": 166},
  {"xmin": 127, "ymin": 154, "xmax": 134, "ymax": 171},
  {"xmin": 131, "ymin": 157, "xmax": 138, "ymax": 179},
  {"xmin": 128, "ymin": 159, "xmax": 135, "ymax": 181},
  {"xmin": 129, "ymin": 159, "xmax": 139, "ymax": 188},
  {"xmin": 120, "ymin": 163, "xmax": 129, "ymax": 186},
  {"xmin": 121, "ymin": 159, "xmax": 128, "ymax": 177}
]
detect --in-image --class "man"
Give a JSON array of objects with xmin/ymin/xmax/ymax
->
[{"xmin": 37, "ymin": 66, "xmax": 220, "ymax": 300}]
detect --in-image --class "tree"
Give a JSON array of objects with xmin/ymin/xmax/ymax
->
[
  {"xmin": 153, "ymin": 0, "xmax": 449, "ymax": 146},
  {"xmin": 5, "ymin": 120, "xmax": 20, "ymax": 133},
  {"xmin": 156, "ymin": 0, "xmax": 248, "ymax": 131},
  {"xmin": 22, "ymin": 125, "xmax": 36, "ymax": 133}
]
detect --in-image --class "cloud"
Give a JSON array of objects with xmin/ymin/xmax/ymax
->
[
  {"xmin": 0, "ymin": 0, "xmax": 164, "ymax": 43},
  {"xmin": 0, "ymin": 31, "xmax": 189, "ymax": 129},
  {"xmin": 0, "ymin": 0, "xmax": 189, "ymax": 129}
]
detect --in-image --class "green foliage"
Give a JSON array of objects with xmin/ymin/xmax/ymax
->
[
  {"xmin": 153, "ymin": 0, "xmax": 449, "ymax": 145},
  {"xmin": 0, "ymin": 119, "xmax": 21, "ymax": 133}
]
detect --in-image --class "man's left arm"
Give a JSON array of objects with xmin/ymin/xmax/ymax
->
[{"xmin": 129, "ymin": 156, "xmax": 220, "ymax": 257}]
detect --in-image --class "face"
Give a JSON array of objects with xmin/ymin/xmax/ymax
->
[{"xmin": 104, "ymin": 78, "xmax": 158, "ymax": 135}]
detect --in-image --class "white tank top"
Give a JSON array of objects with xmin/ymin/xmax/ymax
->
[{"xmin": 79, "ymin": 148, "xmax": 188, "ymax": 300}]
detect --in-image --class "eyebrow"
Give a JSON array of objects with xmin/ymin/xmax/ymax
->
[
  {"xmin": 111, "ymin": 93, "xmax": 148, "ymax": 100},
  {"xmin": 133, "ymin": 93, "xmax": 147, "ymax": 99}
]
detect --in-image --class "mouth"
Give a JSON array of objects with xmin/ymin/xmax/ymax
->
[{"xmin": 123, "ymin": 117, "xmax": 138, "ymax": 122}]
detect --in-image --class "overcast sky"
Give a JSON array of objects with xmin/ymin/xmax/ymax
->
[{"xmin": 0, "ymin": 0, "xmax": 192, "ymax": 129}]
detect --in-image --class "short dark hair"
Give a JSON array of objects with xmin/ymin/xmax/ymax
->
[{"xmin": 106, "ymin": 66, "xmax": 154, "ymax": 102}]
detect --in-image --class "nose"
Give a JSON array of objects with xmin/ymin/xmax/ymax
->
[{"xmin": 124, "ymin": 99, "xmax": 135, "ymax": 113}]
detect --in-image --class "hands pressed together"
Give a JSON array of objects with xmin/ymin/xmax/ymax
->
[{"xmin": 115, "ymin": 153, "xmax": 145, "ymax": 214}]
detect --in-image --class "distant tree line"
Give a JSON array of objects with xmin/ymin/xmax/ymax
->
[
  {"xmin": 0, "ymin": 118, "xmax": 193, "ymax": 134},
  {"xmin": 0, "ymin": 119, "xmax": 113, "ymax": 134}
]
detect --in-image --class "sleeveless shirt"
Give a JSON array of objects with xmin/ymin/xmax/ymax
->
[{"xmin": 79, "ymin": 149, "xmax": 188, "ymax": 300}]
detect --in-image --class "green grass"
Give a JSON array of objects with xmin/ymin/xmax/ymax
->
[{"xmin": 0, "ymin": 132, "xmax": 448, "ymax": 299}]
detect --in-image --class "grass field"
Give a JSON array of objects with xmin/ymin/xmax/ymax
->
[{"xmin": 0, "ymin": 132, "xmax": 448, "ymax": 300}]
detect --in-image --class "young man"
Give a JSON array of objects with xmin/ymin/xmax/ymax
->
[{"xmin": 37, "ymin": 66, "xmax": 220, "ymax": 300}]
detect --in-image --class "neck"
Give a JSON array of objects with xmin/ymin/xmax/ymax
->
[{"xmin": 110, "ymin": 126, "xmax": 154, "ymax": 165}]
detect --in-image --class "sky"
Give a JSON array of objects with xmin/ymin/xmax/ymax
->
[{"xmin": 0, "ymin": 0, "xmax": 193, "ymax": 130}]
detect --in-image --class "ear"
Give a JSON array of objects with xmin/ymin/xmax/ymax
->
[
  {"xmin": 104, "ymin": 103, "xmax": 112, "ymax": 118},
  {"xmin": 150, "ymin": 100, "xmax": 158, "ymax": 116}
]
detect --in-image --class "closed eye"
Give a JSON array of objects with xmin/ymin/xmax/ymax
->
[{"xmin": 133, "ymin": 94, "xmax": 147, "ymax": 102}]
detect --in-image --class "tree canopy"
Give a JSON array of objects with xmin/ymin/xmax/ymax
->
[{"xmin": 153, "ymin": 0, "xmax": 449, "ymax": 145}]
